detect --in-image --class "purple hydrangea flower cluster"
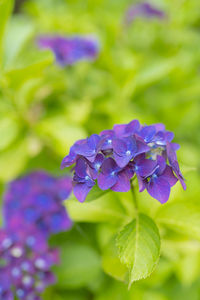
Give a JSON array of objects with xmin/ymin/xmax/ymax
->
[
  {"xmin": 0, "ymin": 228, "xmax": 59, "ymax": 300},
  {"xmin": 61, "ymin": 120, "xmax": 186, "ymax": 204},
  {"xmin": 37, "ymin": 35, "xmax": 99, "ymax": 66},
  {"xmin": 3, "ymin": 171, "xmax": 72, "ymax": 236},
  {"xmin": 124, "ymin": 2, "xmax": 165, "ymax": 25},
  {"xmin": 0, "ymin": 171, "xmax": 72, "ymax": 299}
]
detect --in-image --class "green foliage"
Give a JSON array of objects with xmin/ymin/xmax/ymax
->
[
  {"xmin": 65, "ymin": 192, "xmax": 127, "ymax": 223},
  {"xmin": 54, "ymin": 241, "xmax": 102, "ymax": 289},
  {"xmin": 0, "ymin": 0, "xmax": 13, "ymax": 65},
  {"xmin": 117, "ymin": 214, "xmax": 160, "ymax": 287},
  {"xmin": 0, "ymin": 0, "xmax": 200, "ymax": 299},
  {"xmin": 156, "ymin": 201, "xmax": 200, "ymax": 240}
]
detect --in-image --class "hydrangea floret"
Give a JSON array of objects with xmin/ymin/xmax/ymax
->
[
  {"xmin": 37, "ymin": 35, "xmax": 99, "ymax": 66},
  {"xmin": 124, "ymin": 2, "xmax": 165, "ymax": 25},
  {"xmin": 0, "ymin": 171, "xmax": 73, "ymax": 299},
  {"xmin": 0, "ymin": 228, "xmax": 59, "ymax": 300},
  {"xmin": 61, "ymin": 120, "xmax": 186, "ymax": 203},
  {"xmin": 3, "ymin": 171, "xmax": 73, "ymax": 236}
]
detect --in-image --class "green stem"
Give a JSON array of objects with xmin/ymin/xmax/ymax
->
[{"xmin": 130, "ymin": 180, "xmax": 138, "ymax": 216}]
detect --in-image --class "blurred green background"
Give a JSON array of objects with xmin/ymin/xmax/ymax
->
[{"xmin": 0, "ymin": 0, "xmax": 200, "ymax": 299}]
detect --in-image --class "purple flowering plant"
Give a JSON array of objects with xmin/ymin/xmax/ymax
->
[
  {"xmin": 0, "ymin": 228, "xmax": 59, "ymax": 300},
  {"xmin": 61, "ymin": 119, "xmax": 186, "ymax": 204},
  {"xmin": 0, "ymin": 171, "xmax": 73, "ymax": 299},
  {"xmin": 3, "ymin": 171, "xmax": 73, "ymax": 237},
  {"xmin": 37, "ymin": 35, "xmax": 99, "ymax": 66},
  {"xmin": 124, "ymin": 2, "xmax": 166, "ymax": 26},
  {"xmin": 61, "ymin": 120, "xmax": 187, "ymax": 287}
]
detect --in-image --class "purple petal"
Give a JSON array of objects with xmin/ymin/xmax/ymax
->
[
  {"xmin": 137, "ymin": 175, "xmax": 146, "ymax": 192},
  {"xmin": 75, "ymin": 157, "xmax": 88, "ymax": 178},
  {"xmin": 97, "ymin": 172, "xmax": 117, "ymax": 190},
  {"xmin": 100, "ymin": 129, "xmax": 114, "ymax": 137},
  {"xmin": 89, "ymin": 153, "xmax": 104, "ymax": 179},
  {"xmin": 171, "ymin": 142, "xmax": 180, "ymax": 151},
  {"xmin": 171, "ymin": 161, "xmax": 186, "ymax": 190},
  {"xmin": 124, "ymin": 164, "xmax": 135, "ymax": 179},
  {"xmin": 101, "ymin": 158, "xmax": 119, "ymax": 175},
  {"xmin": 156, "ymin": 155, "xmax": 166, "ymax": 175},
  {"xmin": 113, "ymin": 124, "xmax": 127, "ymax": 137},
  {"xmin": 113, "ymin": 152, "xmax": 133, "ymax": 168},
  {"xmin": 165, "ymin": 131, "xmax": 174, "ymax": 142},
  {"xmin": 125, "ymin": 120, "xmax": 140, "ymax": 136},
  {"xmin": 162, "ymin": 165, "xmax": 178, "ymax": 187},
  {"xmin": 137, "ymin": 158, "xmax": 157, "ymax": 177},
  {"xmin": 153, "ymin": 131, "xmax": 165, "ymax": 145},
  {"xmin": 87, "ymin": 134, "xmax": 100, "ymax": 149},
  {"xmin": 166, "ymin": 142, "xmax": 177, "ymax": 165},
  {"xmin": 140, "ymin": 125, "xmax": 156, "ymax": 143},
  {"xmin": 153, "ymin": 123, "xmax": 165, "ymax": 132},
  {"xmin": 147, "ymin": 177, "xmax": 170, "ymax": 204},
  {"xmin": 73, "ymin": 183, "xmax": 93, "ymax": 202},
  {"xmin": 135, "ymin": 137, "xmax": 150, "ymax": 155},
  {"xmin": 74, "ymin": 140, "xmax": 94, "ymax": 157},
  {"xmin": 61, "ymin": 152, "xmax": 76, "ymax": 169},
  {"xmin": 112, "ymin": 138, "xmax": 127, "ymax": 155},
  {"xmin": 111, "ymin": 171, "xmax": 131, "ymax": 192}
]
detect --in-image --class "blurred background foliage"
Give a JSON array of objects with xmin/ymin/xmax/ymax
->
[{"xmin": 0, "ymin": 0, "xmax": 200, "ymax": 299}]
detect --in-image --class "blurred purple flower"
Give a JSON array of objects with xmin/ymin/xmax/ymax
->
[
  {"xmin": 0, "ymin": 229, "xmax": 59, "ymax": 300},
  {"xmin": 37, "ymin": 35, "xmax": 99, "ymax": 66},
  {"xmin": 125, "ymin": 2, "xmax": 166, "ymax": 25},
  {"xmin": 61, "ymin": 120, "xmax": 186, "ymax": 203},
  {"xmin": 3, "ymin": 171, "xmax": 73, "ymax": 236}
]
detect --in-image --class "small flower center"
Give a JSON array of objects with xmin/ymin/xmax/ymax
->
[
  {"xmin": 22, "ymin": 275, "xmax": 32, "ymax": 286},
  {"xmin": 85, "ymin": 175, "xmax": 90, "ymax": 181},
  {"xmin": 126, "ymin": 150, "xmax": 131, "ymax": 156},
  {"xmin": 35, "ymin": 258, "xmax": 46, "ymax": 269},
  {"xmin": 95, "ymin": 163, "xmax": 101, "ymax": 170},
  {"xmin": 152, "ymin": 173, "xmax": 157, "ymax": 179},
  {"xmin": 111, "ymin": 171, "xmax": 115, "ymax": 176},
  {"xmin": 107, "ymin": 139, "xmax": 112, "ymax": 144},
  {"xmin": 11, "ymin": 247, "xmax": 23, "ymax": 258},
  {"xmin": 135, "ymin": 165, "xmax": 139, "ymax": 171}
]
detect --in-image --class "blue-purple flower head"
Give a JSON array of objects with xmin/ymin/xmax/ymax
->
[
  {"xmin": 61, "ymin": 120, "xmax": 186, "ymax": 204},
  {"xmin": 0, "ymin": 228, "xmax": 59, "ymax": 300},
  {"xmin": 3, "ymin": 171, "xmax": 73, "ymax": 237},
  {"xmin": 37, "ymin": 35, "xmax": 99, "ymax": 66},
  {"xmin": 124, "ymin": 2, "xmax": 166, "ymax": 25}
]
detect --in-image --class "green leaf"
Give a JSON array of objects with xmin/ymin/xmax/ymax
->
[
  {"xmin": 0, "ymin": 116, "xmax": 20, "ymax": 151},
  {"xmin": 156, "ymin": 201, "xmax": 200, "ymax": 240},
  {"xmin": 3, "ymin": 16, "xmax": 35, "ymax": 68},
  {"xmin": 4, "ymin": 50, "xmax": 53, "ymax": 89},
  {"xmin": 36, "ymin": 116, "xmax": 86, "ymax": 156},
  {"xmin": 0, "ymin": 138, "xmax": 29, "ymax": 182},
  {"xmin": 65, "ymin": 193, "xmax": 127, "ymax": 223},
  {"xmin": 85, "ymin": 184, "xmax": 109, "ymax": 202},
  {"xmin": 102, "ymin": 236, "xmax": 128, "ymax": 282},
  {"xmin": 0, "ymin": 0, "xmax": 13, "ymax": 66},
  {"xmin": 53, "ymin": 242, "xmax": 101, "ymax": 289},
  {"xmin": 116, "ymin": 213, "xmax": 160, "ymax": 287}
]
